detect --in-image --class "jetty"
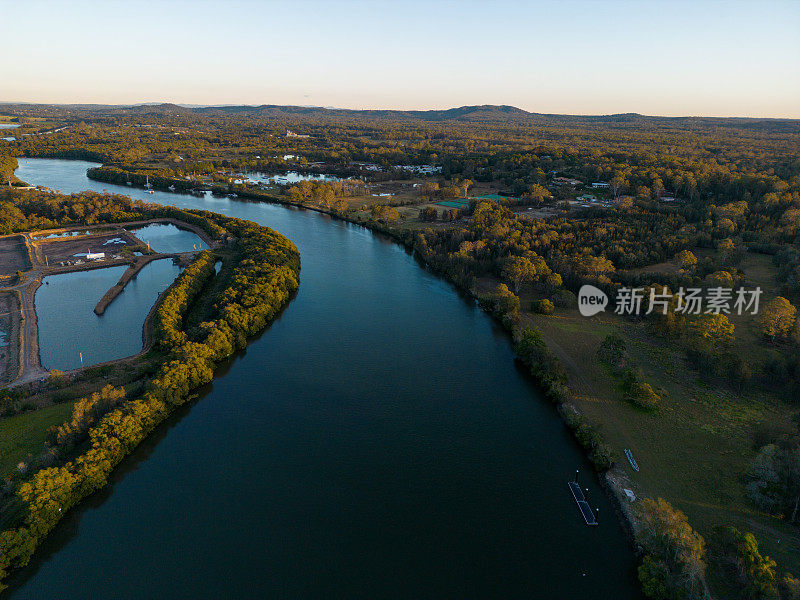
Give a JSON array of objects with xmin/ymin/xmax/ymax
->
[{"xmin": 568, "ymin": 481, "xmax": 598, "ymax": 526}]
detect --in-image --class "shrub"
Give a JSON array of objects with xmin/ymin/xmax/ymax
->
[{"xmin": 533, "ymin": 299, "xmax": 555, "ymax": 314}]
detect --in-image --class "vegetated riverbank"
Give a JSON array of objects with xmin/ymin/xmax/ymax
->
[
  {"xmin": 52, "ymin": 160, "xmax": 790, "ymax": 598},
  {"xmin": 0, "ymin": 189, "xmax": 300, "ymax": 592},
  {"xmin": 89, "ymin": 167, "xmax": 640, "ymax": 541}
]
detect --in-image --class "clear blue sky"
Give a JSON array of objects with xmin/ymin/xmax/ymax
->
[{"xmin": 3, "ymin": 0, "xmax": 799, "ymax": 117}]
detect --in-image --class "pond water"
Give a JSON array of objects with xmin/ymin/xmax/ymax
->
[
  {"xmin": 35, "ymin": 259, "xmax": 182, "ymax": 371},
  {"xmin": 0, "ymin": 123, "xmax": 20, "ymax": 130},
  {"xmin": 32, "ymin": 230, "xmax": 94, "ymax": 240},
  {"xmin": 10, "ymin": 159, "xmax": 640, "ymax": 599},
  {"xmin": 129, "ymin": 223, "xmax": 208, "ymax": 253}
]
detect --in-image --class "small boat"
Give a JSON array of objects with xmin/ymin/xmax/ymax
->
[
  {"xmin": 126, "ymin": 181, "xmax": 132, "ymax": 186},
  {"xmin": 625, "ymin": 449, "xmax": 639, "ymax": 472},
  {"xmin": 146, "ymin": 189, "xmax": 155, "ymax": 195}
]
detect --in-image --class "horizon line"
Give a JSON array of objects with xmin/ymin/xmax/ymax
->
[{"xmin": 1, "ymin": 100, "xmax": 798, "ymax": 121}]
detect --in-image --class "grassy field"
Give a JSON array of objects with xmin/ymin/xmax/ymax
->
[
  {"xmin": 511, "ymin": 252, "xmax": 800, "ymax": 580},
  {"xmin": 0, "ymin": 401, "xmax": 75, "ymax": 476}
]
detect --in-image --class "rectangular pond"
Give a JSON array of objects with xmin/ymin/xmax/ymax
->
[{"xmin": 35, "ymin": 259, "xmax": 182, "ymax": 371}]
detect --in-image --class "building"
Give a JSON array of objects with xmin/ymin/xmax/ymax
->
[
  {"xmin": 591, "ymin": 182, "xmax": 610, "ymax": 189},
  {"xmin": 86, "ymin": 252, "xmax": 105, "ymax": 260}
]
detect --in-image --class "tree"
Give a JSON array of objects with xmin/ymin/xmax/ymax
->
[
  {"xmin": 717, "ymin": 527, "xmax": 779, "ymax": 600},
  {"xmin": 759, "ymin": 297, "xmax": 797, "ymax": 343},
  {"xmin": 525, "ymin": 183, "xmax": 551, "ymax": 204},
  {"xmin": 491, "ymin": 283, "xmax": 520, "ymax": 316},
  {"xmin": 502, "ymin": 256, "xmax": 540, "ymax": 293},
  {"xmin": 419, "ymin": 206, "xmax": 438, "ymax": 222},
  {"xmin": 610, "ymin": 176, "xmax": 626, "ymax": 199},
  {"xmin": 638, "ymin": 556, "xmax": 672, "ymax": 600},
  {"xmin": 689, "ymin": 313, "xmax": 734, "ymax": 353},
  {"xmin": 674, "ymin": 249, "xmax": 698, "ymax": 272},
  {"xmin": 533, "ymin": 299, "xmax": 554, "ymax": 314},
  {"xmin": 638, "ymin": 498, "xmax": 707, "ymax": 600}
]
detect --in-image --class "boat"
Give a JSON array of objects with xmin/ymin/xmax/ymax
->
[
  {"xmin": 168, "ymin": 185, "xmax": 176, "ymax": 191},
  {"xmin": 625, "ymin": 449, "xmax": 639, "ymax": 472},
  {"xmin": 126, "ymin": 181, "xmax": 132, "ymax": 186}
]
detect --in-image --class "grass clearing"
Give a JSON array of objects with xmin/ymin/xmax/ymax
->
[
  {"xmin": 518, "ymin": 298, "xmax": 800, "ymax": 578},
  {"xmin": 0, "ymin": 401, "xmax": 75, "ymax": 476}
]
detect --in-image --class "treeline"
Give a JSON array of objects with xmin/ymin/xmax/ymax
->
[
  {"xmin": 0, "ymin": 188, "xmax": 146, "ymax": 234},
  {"xmin": 0, "ymin": 195, "xmax": 300, "ymax": 592},
  {"xmin": 153, "ymin": 250, "xmax": 217, "ymax": 348},
  {"xmin": 471, "ymin": 280, "xmax": 616, "ymax": 472},
  {"xmin": 87, "ymin": 165, "xmax": 197, "ymax": 192},
  {"xmin": 0, "ymin": 154, "xmax": 18, "ymax": 185},
  {"xmin": 286, "ymin": 180, "xmax": 365, "ymax": 212}
]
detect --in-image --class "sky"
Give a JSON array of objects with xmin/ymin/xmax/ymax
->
[{"xmin": 2, "ymin": 0, "xmax": 799, "ymax": 118}]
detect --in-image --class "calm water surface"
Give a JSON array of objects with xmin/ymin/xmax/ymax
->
[
  {"xmin": 35, "ymin": 259, "xmax": 182, "ymax": 370},
  {"xmin": 8, "ymin": 159, "xmax": 640, "ymax": 599},
  {"xmin": 129, "ymin": 223, "xmax": 208, "ymax": 253}
]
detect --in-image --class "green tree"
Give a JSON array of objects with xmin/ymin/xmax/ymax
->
[
  {"xmin": 674, "ymin": 249, "xmax": 698, "ymax": 272},
  {"xmin": 689, "ymin": 313, "xmax": 734, "ymax": 353},
  {"xmin": 502, "ymin": 256, "xmax": 539, "ymax": 293},
  {"xmin": 758, "ymin": 297, "xmax": 797, "ymax": 343},
  {"xmin": 638, "ymin": 556, "xmax": 672, "ymax": 600}
]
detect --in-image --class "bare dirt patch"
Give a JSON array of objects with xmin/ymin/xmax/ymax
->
[
  {"xmin": 0, "ymin": 236, "xmax": 31, "ymax": 277},
  {"xmin": 37, "ymin": 230, "xmax": 141, "ymax": 266}
]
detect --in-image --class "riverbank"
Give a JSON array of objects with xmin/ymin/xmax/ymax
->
[
  {"xmin": 131, "ymin": 172, "xmax": 799, "ymax": 595},
  {"xmin": 4, "ymin": 159, "xmax": 641, "ymax": 599},
  {"xmin": 106, "ymin": 170, "xmax": 649, "ymax": 552},
  {"xmin": 0, "ymin": 192, "xmax": 301, "ymax": 592}
]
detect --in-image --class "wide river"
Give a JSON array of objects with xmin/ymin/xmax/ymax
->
[{"xmin": 7, "ymin": 159, "xmax": 639, "ymax": 599}]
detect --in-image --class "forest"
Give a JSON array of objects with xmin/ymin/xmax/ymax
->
[{"xmin": 1, "ymin": 103, "xmax": 799, "ymax": 599}]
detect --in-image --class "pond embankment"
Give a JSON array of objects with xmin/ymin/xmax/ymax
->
[{"xmin": 93, "ymin": 255, "xmax": 159, "ymax": 315}]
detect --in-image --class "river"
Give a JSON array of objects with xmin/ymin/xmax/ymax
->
[{"xmin": 7, "ymin": 159, "xmax": 640, "ymax": 599}]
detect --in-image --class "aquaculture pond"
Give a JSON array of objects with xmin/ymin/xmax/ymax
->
[
  {"xmin": 128, "ymin": 223, "xmax": 208, "ymax": 254},
  {"xmin": 35, "ymin": 259, "xmax": 182, "ymax": 371}
]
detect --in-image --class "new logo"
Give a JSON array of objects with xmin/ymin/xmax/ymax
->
[{"xmin": 578, "ymin": 285, "xmax": 608, "ymax": 317}]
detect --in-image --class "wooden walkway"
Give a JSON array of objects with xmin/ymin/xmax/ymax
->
[{"xmin": 568, "ymin": 481, "xmax": 598, "ymax": 526}]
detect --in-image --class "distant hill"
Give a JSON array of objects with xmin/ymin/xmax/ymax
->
[
  {"xmin": 184, "ymin": 103, "xmax": 534, "ymax": 121},
  {"xmin": 1, "ymin": 102, "xmax": 797, "ymax": 132}
]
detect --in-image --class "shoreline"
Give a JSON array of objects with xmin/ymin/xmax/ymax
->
[
  {"xmin": 0, "ymin": 200, "xmax": 301, "ymax": 592},
  {"xmin": 37, "ymin": 162, "xmax": 645, "ymax": 575},
  {"xmin": 102, "ymin": 170, "xmax": 646, "ymax": 548}
]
